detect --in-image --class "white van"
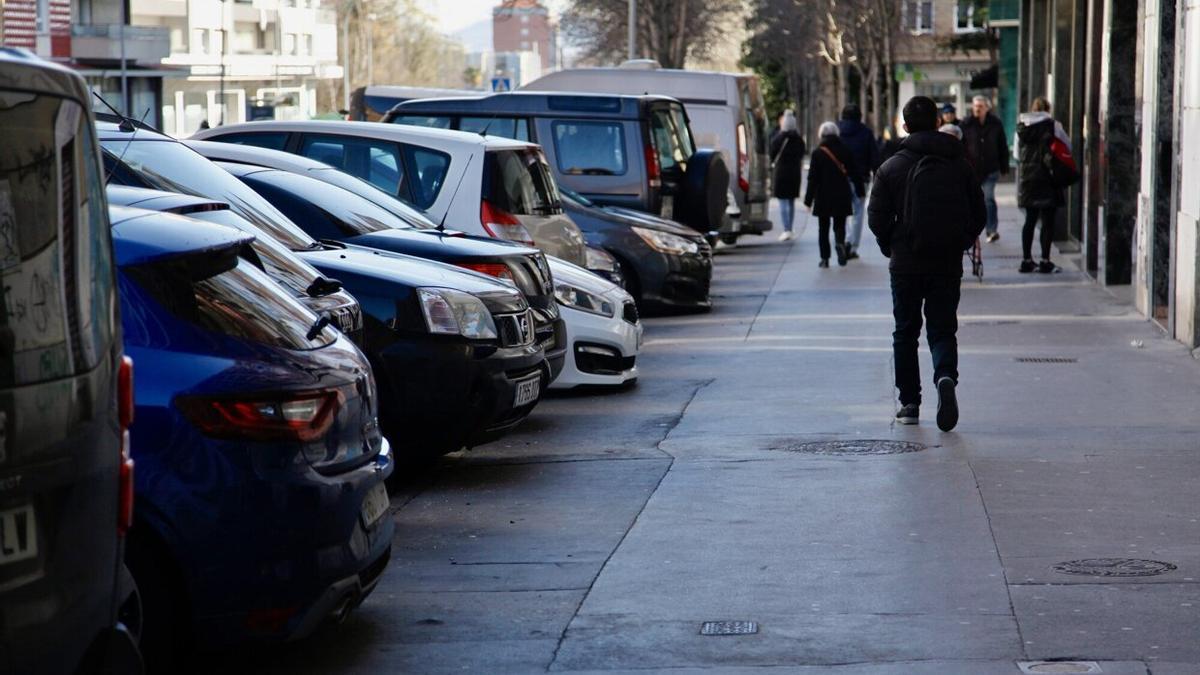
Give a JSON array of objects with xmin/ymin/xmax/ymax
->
[{"xmin": 524, "ymin": 61, "xmax": 771, "ymax": 242}]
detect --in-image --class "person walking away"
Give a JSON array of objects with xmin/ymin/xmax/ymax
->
[
  {"xmin": 939, "ymin": 124, "xmax": 963, "ymax": 141},
  {"xmin": 960, "ymin": 95, "xmax": 1009, "ymax": 243},
  {"xmin": 837, "ymin": 104, "xmax": 879, "ymax": 259},
  {"xmin": 770, "ymin": 110, "xmax": 806, "ymax": 241},
  {"xmin": 868, "ymin": 96, "xmax": 986, "ymax": 431},
  {"xmin": 1016, "ymin": 97, "xmax": 1072, "ymax": 273},
  {"xmin": 805, "ymin": 121, "xmax": 864, "ymax": 267},
  {"xmin": 940, "ymin": 103, "xmax": 959, "ymax": 127}
]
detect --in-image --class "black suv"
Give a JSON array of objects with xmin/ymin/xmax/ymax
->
[{"xmin": 0, "ymin": 50, "xmax": 141, "ymax": 673}]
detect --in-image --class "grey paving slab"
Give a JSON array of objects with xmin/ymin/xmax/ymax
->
[{"xmin": 561, "ymin": 664, "xmax": 1150, "ymax": 675}]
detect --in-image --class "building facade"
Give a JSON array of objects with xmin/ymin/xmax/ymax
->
[
  {"xmin": 492, "ymin": 0, "xmax": 555, "ymax": 71},
  {"xmin": 131, "ymin": 0, "xmax": 342, "ymax": 137},
  {"xmin": 894, "ymin": 1, "xmax": 998, "ymax": 128}
]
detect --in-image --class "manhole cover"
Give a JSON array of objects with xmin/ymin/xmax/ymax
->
[
  {"xmin": 1018, "ymin": 662, "xmax": 1101, "ymax": 674},
  {"xmin": 1015, "ymin": 356, "xmax": 1078, "ymax": 363},
  {"xmin": 1052, "ymin": 558, "xmax": 1177, "ymax": 577},
  {"xmin": 774, "ymin": 440, "xmax": 927, "ymax": 456},
  {"xmin": 699, "ymin": 621, "xmax": 758, "ymax": 636}
]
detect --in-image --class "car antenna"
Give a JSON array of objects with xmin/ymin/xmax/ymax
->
[
  {"xmin": 436, "ymin": 153, "xmax": 473, "ymax": 232},
  {"xmin": 93, "ymin": 93, "xmax": 152, "ymax": 185}
]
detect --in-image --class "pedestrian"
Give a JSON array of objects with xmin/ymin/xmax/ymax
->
[
  {"xmin": 960, "ymin": 95, "xmax": 1009, "ymax": 243},
  {"xmin": 805, "ymin": 121, "xmax": 864, "ymax": 267},
  {"xmin": 837, "ymin": 104, "xmax": 879, "ymax": 260},
  {"xmin": 940, "ymin": 103, "xmax": 959, "ymax": 127},
  {"xmin": 868, "ymin": 96, "xmax": 986, "ymax": 431},
  {"xmin": 878, "ymin": 127, "xmax": 903, "ymax": 165},
  {"xmin": 939, "ymin": 124, "xmax": 963, "ymax": 141},
  {"xmin": 1016, "ymin": 96, "xmax": 1071, "ymax": 274},
  {"xmin": 769, "ymin": 110, "xmax": 806, "ymax": 242}
]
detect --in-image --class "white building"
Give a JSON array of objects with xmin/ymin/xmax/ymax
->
[{"xmin": 131, "ymin": 0, "xmax": 342, "ymax": 136}]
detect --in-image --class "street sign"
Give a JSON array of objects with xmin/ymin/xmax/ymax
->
[{"xmin": 491, "ymin": 77, "xmax": 512, "ymax": 92}]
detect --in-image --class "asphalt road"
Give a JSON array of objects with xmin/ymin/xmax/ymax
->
[{"xmin": 201, "ymin": 186, "xmax": 1200, "ymax": 674}]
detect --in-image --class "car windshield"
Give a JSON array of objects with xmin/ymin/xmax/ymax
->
[
  {"xmin": 187, "ymin": 209, "xmax": 322, "ymax": 296},
  {"xmin": 483, "ymin": 148, "xmax": 562, "ymax": 216},
  {"xmin": 124, "ymin": 253, "xmax": 335, "ymax": 350},
  {"xmin": 310, "ymin": 169, "xmax": 439, "ymax": 228},
  {"xmin": 100, "ymin": 138, "xmax": 319, "ymax": 251},
  {"xmin": 261, "ymin": 170, "xmax": 411, "ymax": 235}
]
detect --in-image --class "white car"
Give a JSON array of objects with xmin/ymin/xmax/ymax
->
[
  {"xmin": 191, "ymin": 120, "xmax": 588, "ymax": 267},
  {"xmin": 548, "ymin": 257, "xmax": 642, "ymax": 389}
]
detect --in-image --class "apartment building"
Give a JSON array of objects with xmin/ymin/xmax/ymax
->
[
  {"xmin": 131, "ymin": 0, "xmax": 342, "ymax": 136},
  {"xmin": 492, "ymin": 0, "xmax": 555, "ymax": 71}
]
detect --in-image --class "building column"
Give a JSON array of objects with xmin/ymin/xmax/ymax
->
[{"xmin": 1095, "ymin": 0, "xmax": 1140, "ymax": 286}]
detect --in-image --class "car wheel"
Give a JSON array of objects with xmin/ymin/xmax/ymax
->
[
  {"xmin": 719, "ymin": 233, "xmax": 739, "ymax": 245},
  {"xmin": 126, "ymin": 531, "xmax": 189, "ymax": 674},
  {"xmin": 614, "ymin": 257, "xmax": 640, "ymax": 304}
]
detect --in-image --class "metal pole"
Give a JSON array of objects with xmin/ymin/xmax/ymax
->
[
  {"xmin": 341, "ymin": 4, "xmax": 351, "ymax": 111},
  {"xmin": 119, "ymin": 0, "xmax": 128, "ymax": 115},
  {"xmin": 218, "ymin": 0, "xmax": 226, "ymax": 125},
  {"xmin": 366, "ymin": 13, "xmax": 375, "ymax": 86},
  {"xmin": 627, "ymin": 0, "xmax": 636, "ymax": 60}
]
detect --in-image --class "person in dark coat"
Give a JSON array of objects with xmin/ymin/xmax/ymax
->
[
  {"xmin": 1016, "ymin": 96, "xmax": 1070, "ymax": 274},
  {"xmin": 837, "ymin": 104, "xmax": 879, "ymax": 259},
  {"xmin": 960, "ymin": 95, "xmax": 1009, "ymax": 242},
  {"xmin": 805, "ymin": 121, "xmax": 864, "ymax": 267},
  {"xmin": 769, "ymin": 110, "xmax": 806, "ymax": 241},
  {"xmin": 868, "ymin": 96, "xmax": 986, "ymax": 431}
]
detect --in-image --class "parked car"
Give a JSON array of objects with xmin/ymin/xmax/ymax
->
[
  {"xmin": 109, "ymin": 205, "xmax": 392, "ymax": 668},
  {"xmin": 382, "ymin": 92, "xmax": 731, "ymax": 242},
  {"xmin": 559, "ymin": 185, "xmax": 712, "ymax": 313},
  {"xmin": 348, "ymin": 84, "xmax": 484, "ymax": 121},
  {"xmin": 0, "ymin": 49, "xmax": 142, "ymax": 675},
  {"xmin": 98, "ymin": 117, "xmax": 365, "ymax": 343},
  {"xmin": 105, "ymin": 183, "xmax": 548, "ymax": 460},
  {"xmin": 191, "ymin": 120, "xmax": 589, "ymax": 267},
  {"xmin": 547, "ymin": 257, "xmax": 643, "ymax": 389},
  {"xmin": 525, "ymin": 61, "xmax": 772, "ymax": 242}
]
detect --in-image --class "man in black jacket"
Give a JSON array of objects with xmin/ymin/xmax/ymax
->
[
  {"xmin": 868, "ymin": 96, "xmax": 986, "ymax": 431},
  {"xmin": 960, "ymin": 95, "xmax": 1009, "ymax": 242}
]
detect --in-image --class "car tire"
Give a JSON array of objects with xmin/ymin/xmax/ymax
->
[
  {"xmin": 678, "ymin": 149, "xmax": 730, "ymax": 234},
  {"xmin": 719, "ymin": 233, "xmax": 739, "ymax": 245},
  {"xmin": 613, "ymin": 256, "xmax": 641, "ymax": 305},
  {"xmin": 125, "ymin": 531, "xmax": 188, "ymax": 674}
]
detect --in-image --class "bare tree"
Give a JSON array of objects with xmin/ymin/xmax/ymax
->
[{"xmin": 561, "ymin": 0, "xmax": 742, "ymax": 68}]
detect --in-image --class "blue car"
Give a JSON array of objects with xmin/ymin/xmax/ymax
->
[{"xmin": 111, "ymin": 206, "xmax": 393, "ymax": 668}]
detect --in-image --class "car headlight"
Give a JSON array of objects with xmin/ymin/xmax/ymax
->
[
  {"xmin": 585, "ymin": 245, "xmax": 618, "ymax": 273},
  {"xmin": 631, "ymin": 226, "xmax": 700, "ymax": 255},
  {"xmin": 554, "ymin": 282, "xmax": 615, "ymax": 318},
  {"xmin": 416, "ymin": 288, "xmax": 498, "ymax": 339}
]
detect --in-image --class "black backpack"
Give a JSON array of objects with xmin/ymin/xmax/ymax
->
[{"xmin": 901, "ymin": 151, "xmax": 970, "ymax": 255}]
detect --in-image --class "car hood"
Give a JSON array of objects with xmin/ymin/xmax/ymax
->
[
  {"xmin": 579, "ymin": 204, "xmax": 703, "ymax": 239},
  {"xmin": 299, "ymin": 245, "xmax": 527, "ymax": 313},
  {"xmin": 349, "ymin": 228, "xmax": 538, "ymax": 262}
]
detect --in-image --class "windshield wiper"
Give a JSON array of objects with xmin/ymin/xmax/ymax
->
[
  {"xmin": 306, "ymin": 276, "xmax": 343, "ymax": 297},
  {"xmin": 318, "ymin": 238, "xmax": 348, "ymax": 249},
  {"xmin": 306, "ymin": 313, "xmax": 333, "ymax": 341},
  {"xmin": 567, "ymin": 167, "xmax": 617, "ymax": 176}
]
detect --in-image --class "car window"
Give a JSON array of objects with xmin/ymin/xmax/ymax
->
[
  {"xmin": 123, "ymin": 254, "xmax": 335, "ymax": 350},
  {"xmin": 391, "ymin": 115, "xmax": 452, "ymax": 129},
  {"xmin": 551, "ymin": 121, "xmax": 627, "ymax": 176},
  {"xmin": 0, "ymin": 90, "xmax": 115, "ymax": 386},
  {"xmin": 186, "ymin": 209, "xmax": 323, "ymax": 297},
  {"xmin": 670, "ymin": 104, "xmax": 697, "ymax": 158},
  {"xmin": 483, "ymin": 148, "xmax": 561, "ymax": 216},
  {"xmin": 298, "ymin": 134, "xmax": 407, "ymax": 197},
  {"xmin": 100, "ymin": 139, "xmax": 318, "ymax": 251},
  {"xmin": 459, "ymin": 116, "xmax": 531, "ymax": 142},
  {"xmin": 403, "ymin": 145, "xmax": 451, "ymax": 210},
  {"xmin": 650, "ymin": 107, "xmax": 690, "ymax": 172},
  {"xmin": 210, "ymin": 131, "xmax": 289, "ymax": 151},
  {"xmin": 244, "ymin": 171, "xmax": 406, "ymax": 236}
]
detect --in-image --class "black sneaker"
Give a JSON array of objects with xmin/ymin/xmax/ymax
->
[
  {"xmin": 1037, "ymin": 260, "xmax": 1058, "ymax": 274},
  {"xmin": 895, "ymin": 404, "xmax": 919, "ymax": 425},
  {"xmin": 836, "ymin": 244, "xmax": 848, "ymax": 266},
  {"xmin": 846, "ymin": 248, "xmax": 860, "ymax": 260},
  {"xmin": 936, "ymin": 377, "xmax": 958, "ymax": 432},
  {"xmin": 1018, "ymin": 260, "xmax": 1037, "ymax": 273},
  {"xmin": 819, "ymin": 259, "xmax": 830, "ymax": 268}
]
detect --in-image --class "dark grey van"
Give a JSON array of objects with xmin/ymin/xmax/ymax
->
[
  {"xmin": 384, "ymin": 92, "xmax": 730, "ymax": 242},
  {"xmin": 0, "ymin": 50, "xmax": 141, "ymax": 673}
]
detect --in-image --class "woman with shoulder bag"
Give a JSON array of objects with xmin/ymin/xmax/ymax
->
[
  {"xmin": 804, "ymin": 121, "xmax": 864, "ymax": 267},
  {"xmin": 770, "ymin": 110, "xmax": 807, "ymax": 241},
  {"xmin": 1016, "ymin": 97, "xmax": 1076, "ymax": 273}
]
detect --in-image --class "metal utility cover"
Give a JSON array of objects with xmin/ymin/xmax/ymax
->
[
  {"xmin": 1015, "ymin": 357, "xmax": 1078, "ymax": 363},
  {"xmin": 1052, "ymin": 558, "xmax": 1177, "ymax": 577},
  {"xmin": 699, "ymin": 621, "xmax": 758, "ymax": 636},
  {"xmin": 1017, "ymin": 662, "xmax": 1102, "ymax": 674},
  {"xmin": 773, "ymin": 440, "xmax": 927, "ymax": 456}
]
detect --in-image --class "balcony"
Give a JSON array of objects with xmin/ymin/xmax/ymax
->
[{"xmin": 71, "ymin": 24, "xmax": 170, "ymax": 63}]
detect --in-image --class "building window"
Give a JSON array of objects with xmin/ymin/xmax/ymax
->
[
  {"xmin": 302, "ymin": 34, "xmax": 313, "ymax": 56},
  {"xmin": 520, "ymin": 40, "xmax": 529, "ymax": 50},
  {"xmin": 282, "ymin": 33, "xmax": 296, "ymax": 55},
  {"xmin": 955, "ymin": 1, "xmax": 987, "ymax": 32},
  {"xmin": 520, "ymin": 15, "xmax": 529, "ymax": 23},
  {"xmin": 903, "ymin": 1, "xmax": 934, "ymax": 35},
  {"xmin": 192, "ymin": 28, "xmax": 209, "ymax": 54},
  {"xmin": 520, "ymin": 27, "xmax": 529, "ymax": 36}
]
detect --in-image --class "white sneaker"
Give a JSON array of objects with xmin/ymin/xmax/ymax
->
[{"xmin": 778, "ymin": 231, "xmax": 793, "ymax": 242}]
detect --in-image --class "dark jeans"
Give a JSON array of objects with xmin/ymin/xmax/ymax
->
[
  {"xmin": 1022, "ymin": 207, "xmax": 1056, "ymax": 260},
  {"xmin": 891, "ymin": 273, "xmax": 961, "ymax": 406},
  {"xmin": 817, "ymin": 216, "xmax": 846, "ymax": 260}
]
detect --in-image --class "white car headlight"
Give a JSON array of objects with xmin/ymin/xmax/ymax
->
[
  {"xmin": 631, "ymin": 226, "xmax": 700, "ymax": 255},
  {"xmin": 417, "ymin": 288, "xmax": 498, "ymax": 339},
  {"xmin": 554, "ymin": 282, "xmax": 615, "ymax": 318}
]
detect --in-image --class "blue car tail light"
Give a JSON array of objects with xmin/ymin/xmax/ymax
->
[{"xmin": 175, "ymin": 389, "xmax": 343, "ymax": 443}]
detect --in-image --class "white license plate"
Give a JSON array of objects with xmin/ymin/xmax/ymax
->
[
  {"xmin": 660, "ymin": 195, "xmax": 674, "ymax": 221},
  {"xmin": 514, "ymin": 375, "xmax": 541, "ymax": 407},
  {"xmin": 360, "ymin": 483, "xmax": 390, "ymax": 529},
  {"xmin": 0, "ymin": 504, "xmax": 37, "ymax": 565}
]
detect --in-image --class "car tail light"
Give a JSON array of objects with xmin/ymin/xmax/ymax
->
[
  {"xmin": 176, "ymin": 390, "xmax": 342, "ymax": 442},
  {"xmin": 644, "ymin": 145, "xmax": 661, "ymax": 188},
  {"xmin": 118, "ymin": 356, "xmax": 135, "ymax": 536},
  {"xmin": 736, "ymin": 123, "xmax": 750, "ymax": 193},
  {"xmin": 458, "ymin": 262, "xmax": 515, "ymax": 282},
  {"xmin": 480, "ymin": 200, "xmax": 535, "ymax": 246}
]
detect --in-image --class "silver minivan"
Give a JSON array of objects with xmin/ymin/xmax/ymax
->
[{"xmin": 525, "ymin": 61, "xmax": 771, "ymax": 243}]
